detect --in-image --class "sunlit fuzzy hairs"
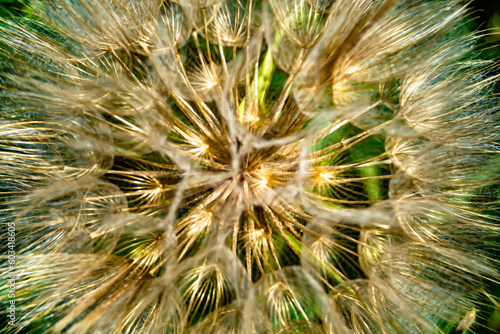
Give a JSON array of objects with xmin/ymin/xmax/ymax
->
[{"xmin": 0, "ymin": 0, "xmax": 499, "ymax": 333}]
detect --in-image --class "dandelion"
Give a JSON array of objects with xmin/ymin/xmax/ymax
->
[{"xmin": 0, "ymin": 0, "xmax": 499, "ymax": 333}]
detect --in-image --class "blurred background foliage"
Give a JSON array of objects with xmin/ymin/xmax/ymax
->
[
  {"xmin": 0, "ymin": 0, "xmax": 498, "ymax": 333},
  {"xmin": 473, "ymin": 0, "xmax": 500, "ymax": 60},
  {"xmin": 0, "ymin": 0, "xmax": 23, "ymax": 18}
]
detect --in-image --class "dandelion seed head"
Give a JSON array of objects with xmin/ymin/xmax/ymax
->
[{"xmin": 0, "ymin": 0, "xmax": 499, "ymax": 333}]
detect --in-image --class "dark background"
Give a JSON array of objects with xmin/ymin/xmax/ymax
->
[{"xmin": 471, "ymin": 0, "xmax": 500, "ymax": 59}]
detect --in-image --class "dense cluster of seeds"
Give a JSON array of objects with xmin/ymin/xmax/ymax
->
[{"xmin": 0, "ymin": 0, "xmax": 499, "ymax": 333}]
